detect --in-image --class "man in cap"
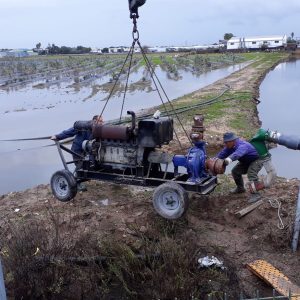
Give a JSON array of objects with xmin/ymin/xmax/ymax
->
[{"xmin": 217, "ymin": 132, "xmax": 264, "ymax": 203}]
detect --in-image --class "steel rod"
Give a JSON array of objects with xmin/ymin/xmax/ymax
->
[
  {"xmin": 292, "ymin": 186, "xmax": 300, "ymax": 252},
  {"xmin": 0, "ymin": 258, "xmax": 7, "ymax": 300}
]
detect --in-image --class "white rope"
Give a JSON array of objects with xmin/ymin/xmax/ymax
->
[{"xmin": 268, "ymin": 198, "xmax": 285, "ymax": 230}]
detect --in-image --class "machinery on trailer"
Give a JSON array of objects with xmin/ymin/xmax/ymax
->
[
  {"xmin": 51, "ymin": 112, "xmax": 222, "ymax": 219},
  {"xmin": 50, "ymin": 0, "xmax": 227, "ymax": 219}
]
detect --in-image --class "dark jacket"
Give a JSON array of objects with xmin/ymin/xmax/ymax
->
[
  {"xmin": 217, "ymin": 138, "xmax": 259, "ymax": 165},
  {"xmin": 56, "ymin": 127, "xmax": 91, "ymax": 154}
]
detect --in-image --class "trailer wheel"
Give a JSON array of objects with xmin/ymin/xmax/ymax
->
[
  {"xmin": 153, "ymin": 182, "xmax": 189, "ymax": 219},
  {"xmin": 51, "ymin": 170, "xmax": 77, "ymax": 202}
]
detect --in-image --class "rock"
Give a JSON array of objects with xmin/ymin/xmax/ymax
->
[
  {"xmin": 99, "ymin": 199, "xmax": 109, "ymax": 206},
  {"xmin": 126, "ymin": 228, "xmax": 136, "ymax": 235},
  {"xmin": 139, "ymin": 226, "xmax": 147, "ymax": 233},
  {"xmin": 135, "ymin": 211, "xmax": 143, "ymax": 217}
]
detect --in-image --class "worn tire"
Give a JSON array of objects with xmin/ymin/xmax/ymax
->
[
  {"xmin": 50, "ymin": 170, "xmax": 77, "ymax": 202},
  {"xmin": 153, "ymin": 182, "xmax": 189, "ymax": 219}
]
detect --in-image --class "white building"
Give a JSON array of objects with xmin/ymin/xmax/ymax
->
[{"xmin": 227, "ymin": 35, "xmax": 287, "ymax": 50}]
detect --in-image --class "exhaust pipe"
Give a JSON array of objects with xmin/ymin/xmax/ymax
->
[{"xmin": 127, "ymin": 111, "xmax": 136, "ymax": 131}]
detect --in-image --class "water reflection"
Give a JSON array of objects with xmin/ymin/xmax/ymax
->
[
  {"xmin": 259, "ymin": 58, "xmax": 300, "ymax": 179},
  {"xmin": 0, "ymin": 62, "xmax": 249, "ymax": 195}
]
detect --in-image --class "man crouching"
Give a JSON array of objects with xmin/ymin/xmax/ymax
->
[{"xmin": 217, "ymin": 132, "xmax": 265, "ymax": 203}]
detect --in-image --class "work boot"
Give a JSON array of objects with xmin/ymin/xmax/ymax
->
[
  {"xmin": 248, "ymin": 192, "xmax": 261, "ymax": 204},
  {"xmin": 230, "ymin": 186, "xmax": 246, "ymax": 194}
]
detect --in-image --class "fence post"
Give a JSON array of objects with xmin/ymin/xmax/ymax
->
[
  {"xmin": 292, "ymin": 186, "xmax": 300, "ymax": 252},
  {"xmin": 0, "ymin": 258, "xmax": 7, "ymax": 300},
  {"xmin": 256, "ymin": 290, "xmax": 260, "ymax": 300},
  {"xmin": 272, "ymin": 289, "xmax": 276, "ymax": 300}
]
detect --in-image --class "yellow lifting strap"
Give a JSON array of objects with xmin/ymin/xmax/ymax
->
[{"xmin": 247, "ymin": 260, "xmax": 300, "ymax": 299}]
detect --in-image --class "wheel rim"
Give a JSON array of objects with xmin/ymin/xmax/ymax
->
[
  {"xmin": 53, "ymin": 175, "xmax": 70, "ymax": 198},
  {"xmin": 158, "ymin": 190, "xmax": 180, "ymax": 213}
]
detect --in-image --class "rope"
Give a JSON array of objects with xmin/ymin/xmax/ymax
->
[
  {"xmin": 268, "ymin": 198, "xmax": 285, "ymax": 230},
  {"xmin": 0, "ymin": 136, "xmax": 51, "ymax": 141},
  {"xmin": 109, "ymin": 86, "xmax": 232, "ymax": 126}
]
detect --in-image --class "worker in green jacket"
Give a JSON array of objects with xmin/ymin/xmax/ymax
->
[{"xmin": 248, "ymin": 128, "xmax": 277, "ymax": 198}]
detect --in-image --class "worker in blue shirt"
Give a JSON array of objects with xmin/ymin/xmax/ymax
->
[
  {"xmin": 51, "ymin": 116, "xmax": 99, "ymax": 160},
  {"xmin": 51, "ymin": 115, "xmax": 102, "ymax": 165},
  {"xmin": 51, "ymin": 115, "xmax": 102, "ymax": 191},
  {"xmin": 217, "ymin": 132, "xmax": 264, "ymax": 203}
]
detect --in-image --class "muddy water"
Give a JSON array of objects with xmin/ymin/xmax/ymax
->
[
  {"xmin": 0, "ymin": 63, "xmax": 248, "ymax": 195},
  {"xmin": 259, "ymin": 58, "xmax": 300, "ymax": 179}
]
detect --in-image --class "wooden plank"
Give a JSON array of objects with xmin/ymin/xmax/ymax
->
[
  {"xmin": 235, "ymin": 199, "xmax": 264, "ymax": 218},
  {"xmin": 247, "ymin": 260, "xmax": 300, "ymax": 299}
]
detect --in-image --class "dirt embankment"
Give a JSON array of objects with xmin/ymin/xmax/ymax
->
[{"xmin": 1, "ymin": 53, "xmax": 300, "ymax": 299}]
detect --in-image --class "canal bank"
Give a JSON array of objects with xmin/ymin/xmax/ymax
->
[{"xmin": 161, "ymin": 52, "xmax": 291, "ymax": 150}]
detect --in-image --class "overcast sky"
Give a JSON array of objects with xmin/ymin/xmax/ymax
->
[{"xmin": 0, "ymin": 0, "xmax": 299, "ymax": 49}]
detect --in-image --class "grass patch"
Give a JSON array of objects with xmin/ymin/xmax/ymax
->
[{"xmin": 1, "ymin": 208, "xmax": 241, "ymax": 299}]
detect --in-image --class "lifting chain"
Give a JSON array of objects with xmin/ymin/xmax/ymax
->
[
  {"xmin": 99, "ymin": 1, "xmax": 192, "ymax": 149},
  {"xmin": 132, "ymin": 15, "xmax": 140, "ymax": 41}
]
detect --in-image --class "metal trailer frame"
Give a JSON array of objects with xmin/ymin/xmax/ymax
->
[{"xmin": 54, "ymin": 141, "xmax": 218, "ymax": 195}]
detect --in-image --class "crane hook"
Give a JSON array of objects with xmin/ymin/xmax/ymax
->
[{"xmin": 128, "ymin": 0, "xmax": 146, "ymax": 18}]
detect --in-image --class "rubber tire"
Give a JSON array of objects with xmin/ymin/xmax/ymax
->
[
  {"xmin": 50, "ymin": 170, "xmax": 77, "ymax": 202},
  {"xmin": 153, "ymin": 182, "xmax": 189, "ymax": 219}
]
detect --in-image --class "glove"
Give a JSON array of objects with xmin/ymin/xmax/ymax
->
[{"xmin": 224, "ymin": 157, "xmax": 232, "ymax": 166}]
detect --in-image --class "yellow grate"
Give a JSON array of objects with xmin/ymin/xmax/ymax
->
[{"xmin": 247, "ymin": 260, "xmax": 300, "ymax": 299}]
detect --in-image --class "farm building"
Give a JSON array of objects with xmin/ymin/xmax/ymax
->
[{"xmin": 227, "ymin": 35, "xmax": 287, "ymax": 50}]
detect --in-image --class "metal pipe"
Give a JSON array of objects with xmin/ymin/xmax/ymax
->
[
  {"xmin": 0, "ymin": 258, "xmax": 7, "ymax": 300},
  {"xmin": 55, "ymin": 141, "xmax": 69, "ymax": 171},
  {"xmin": 267, "ymin": 132, "xmax": 300, "ymax": 150},
  {"xmin": 292, "ymin": 186, "xmax": 300, "ymax": 252}
]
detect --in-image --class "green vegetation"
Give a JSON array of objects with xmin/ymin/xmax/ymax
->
[
  {"xmin": 151, "ymin": 51, "xmax": 290, "ymax": 140},
  {"xmin": 1, "ymin": 208, "xmax": 240, "ymax": 299}
]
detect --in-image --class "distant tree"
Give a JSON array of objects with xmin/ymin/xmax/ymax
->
[
  {"xmin": 291, "ymin": 32, "xmax": 295, "ymax": 39},
  {"xmin": 224, "ymin": 33, "xmax": 234, "ymax": 40},
  {"xmin": 76, "ymin": 46, "xmax": 91, "ymax": 54},
  {"xmin": 47, "ymin": 44, "xmax": 60, "ymax": 54},
  {"xmin": 45, "ymin": 43, "xmax": 91, "ymax": 55},
  {"xmin": 60, "ymin": 46, "xmax": 72, "ymax": 54},
  {"xmin": 36, "ymin": 42, "xmax": 41, "ymax": 49},
  {"xmin": 102, "ymin": 47, "xmax": 109, "ymax": 53}
]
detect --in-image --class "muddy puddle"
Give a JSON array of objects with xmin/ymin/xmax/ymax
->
[
  {"xmin": 0, "ymin": 63, "xmax": 248, "ymax": 195},
  {"xmin": 259, "ymin": 58, "xmax": 300, "ymax": 179}
]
